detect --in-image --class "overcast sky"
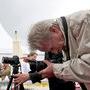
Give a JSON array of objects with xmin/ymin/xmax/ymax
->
[{"xmin": 0, "ymin": 0, "xmax": 90, "ymax": 53}]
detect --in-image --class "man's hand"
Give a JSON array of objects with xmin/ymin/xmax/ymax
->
[
  {"xmin": 21, "ymin": 57, "xmax": 34, "ymax": 62},
  {"xmin": 39, "ymin": 60, "xmax": 55, "ymax": 78},
  {"xmin": 20, "ymin": 57, "xmax": 29, "ymax": 62},
  {"xmin": 14, "ymin": 73, "xmax": 29, "ymax": 85}
]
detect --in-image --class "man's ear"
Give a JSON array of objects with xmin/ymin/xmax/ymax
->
[{"xmin": 49, "ymin": 24, "xmax": 60, "ymax": 33}]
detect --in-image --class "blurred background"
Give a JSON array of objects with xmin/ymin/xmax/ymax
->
[{"xmin": 0, "ymin": 0, "xmax": 90, "ymax": 89}]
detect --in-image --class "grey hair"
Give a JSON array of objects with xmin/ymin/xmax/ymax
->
[{"xmin": 28, "ymin": 19, "xmax": 57, "ymax": 50}]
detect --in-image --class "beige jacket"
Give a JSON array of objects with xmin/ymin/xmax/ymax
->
[
  {"xmin": 0, "ymin": 64, "xmax": 11, "ymax": 80},
  {"xmin": 53, "ymin": 10, "xmax": 90, "ymax": 90}
]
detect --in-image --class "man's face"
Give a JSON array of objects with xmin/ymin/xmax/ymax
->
[
  {"xmin": 38, "ymin": 29, "xmax": 64, "ymax": 53},
  {"xmin": 29, "ymin": 54, "xmax": 37, "ymax": 61},
  {"xmin": 31, "ymin": 54, "xmax": 37, "ymax": 60}
]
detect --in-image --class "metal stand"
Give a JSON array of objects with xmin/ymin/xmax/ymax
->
[{"xmin": 7, "ymin": 65, "xmax": 24, "ymax": 90}]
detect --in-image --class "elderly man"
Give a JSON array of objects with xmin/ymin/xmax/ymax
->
[{"xmin": 14, "ymin": 10, "xmax": 90, "ymax": 90}]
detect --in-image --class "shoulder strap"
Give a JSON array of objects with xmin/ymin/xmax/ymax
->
[
  {"xmin": 61, "ymin": 16, "xmax": 87, "ymax": 90},
  {"xmin": 61, "ymin": 16, "xmax": 70, "ymax": 60}
]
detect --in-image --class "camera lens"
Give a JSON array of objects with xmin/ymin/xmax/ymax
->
[{"xmin": 2, "ymin": 56, "xmax": 20, "ymax": 65}]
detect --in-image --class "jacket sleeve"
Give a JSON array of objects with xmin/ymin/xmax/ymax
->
[
  {"xmin": 0, "ymin": 66, "xmax": 11, "ymax": 76},
  {"xmin": 53, "ymin": 10, "xmax": 90, "ymax": 83}
]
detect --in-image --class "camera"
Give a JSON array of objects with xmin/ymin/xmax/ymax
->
[
  {"xmin": 28, "ymin": 59, "xmax": 61, "ymax": 73},
  {"xmin": 28, "ymin": 60, "xmax": 47, "ymax": 72},
  {"xmin": 2, "ymin": 55, "xmax": 20, "ymax": 65}
]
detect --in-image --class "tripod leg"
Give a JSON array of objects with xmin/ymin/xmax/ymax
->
[
  {"xmin": 7, "ymin": 76, "xmax": 13, "ymax": 90},
  {"xmin": 7, "ymin": 76, "xmax": 20, "ymax": 90},
  {"xmin": 20, "ymin": 84, "xmax": 25, "ymax": 90}
]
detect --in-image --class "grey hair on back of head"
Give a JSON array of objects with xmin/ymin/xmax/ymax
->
[{"xmin": 28, "ymin": 19, "xmax": 57, "ymax": 50}]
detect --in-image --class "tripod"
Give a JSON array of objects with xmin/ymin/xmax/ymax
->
[{"xmin": 7, "ymin": 65, "xmax": 24, "ymax": 90}]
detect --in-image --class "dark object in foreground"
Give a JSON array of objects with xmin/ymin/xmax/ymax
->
[
  {"xmin": 45, "ymin": 52, "xmax": 75, "ymax": 90},
  {"xmin": 2, "ymin": 56, "xmax": 20, "ymax": 65},
  {"xmin": 28, "ymin": 60, "xmax": 47, "ymax": 72},
  {"xmin": 2, "ymin": 55, "xmax": 25, "ymax": 90}
]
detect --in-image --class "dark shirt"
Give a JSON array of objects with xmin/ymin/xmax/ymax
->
[{"xmin": 45, "ymin": 52, "xmax": 75, "ymax": 90}]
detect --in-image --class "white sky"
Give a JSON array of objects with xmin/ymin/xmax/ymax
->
[
  {"xmin": 0, "ymin": 0, "xmax": 90, "ymax": 54},
  {"xmin": 0, "ymin": 24, "xmax": 12, "ymax": 51}
]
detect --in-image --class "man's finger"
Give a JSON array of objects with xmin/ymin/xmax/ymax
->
[
  {"xmin": 15, "ymin": 81, "xmax": 22, "ymax": 87},
  {"xmin": 13, "ymin": 74, "xmax": 20, "ymax": 78},
  {"xmin": 14, "ymin": 77, "xmax": 20, "ymax": 81}
]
